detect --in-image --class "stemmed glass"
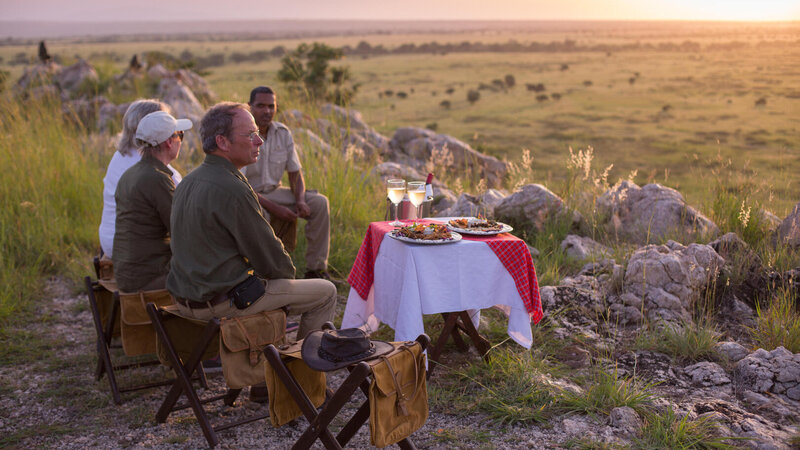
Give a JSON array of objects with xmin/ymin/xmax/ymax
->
[
  {"xmin": 386, "ymin": 179, "xmax": 406, "ymax": 226},
  {"xmin": 407, "ymin": 181, "xmax": 426, "ymax": 219}
]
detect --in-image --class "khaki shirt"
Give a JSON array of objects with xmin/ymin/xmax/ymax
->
[
  {"xmin": 167, "ymin": 154, "xmax": 295, "ymax": 302},
  {"xmin": 112, "ymin": 154, "xmax": 174, "ymax": 292},
  {"xmin": 241, "ymin": 121, "xmax": 302, "ymax": 194}
]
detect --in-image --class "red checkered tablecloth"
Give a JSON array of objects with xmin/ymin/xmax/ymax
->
[{"xmin": 347, "ymin": 220, "xmax": 542, "ymax": 324}]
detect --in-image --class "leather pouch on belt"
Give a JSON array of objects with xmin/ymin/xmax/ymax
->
[{"xmin": 220, "ymin": 310, "xmax": 287, "ymax": 389}]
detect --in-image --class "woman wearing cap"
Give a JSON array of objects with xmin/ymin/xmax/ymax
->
[
  {"xmin": 98, "ymin": 99, "xmax": 183, "ymax": 259},
  {"xmin": 112, "ymin": 111, "xmax": 192, "ymax": 292}
]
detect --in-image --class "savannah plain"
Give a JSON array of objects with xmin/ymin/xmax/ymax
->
[{"xmin": 3, "ymin": 21, "xmax": 797, "ymax": 214}]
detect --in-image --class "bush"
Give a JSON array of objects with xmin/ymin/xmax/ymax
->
[
  {"xmin": 634, "ymin": 321, "xmax": 722, "ymax": 363},
  {"xmin": 467, "ymin": 89, "xmax": 480, "ymax": 104},
  {"xmin": 504, "ymin": 74, "xmax": 516, "ymax": 88},
  {"xmin": 445, "ymin": 87, "xmax": 455, "ymax": 94},
  {"xmin": 439, "ymin": 100, "xmax": 451, "ymax": 109},
  {"xmin": 396, "ymin": 91, "xmax": 408, "ymax": 99},
  {"xmin": 751, "ymin": 289, "xmax": 800, "ymax": 353}
]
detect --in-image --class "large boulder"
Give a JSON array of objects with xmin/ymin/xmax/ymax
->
[
  {"xmin": 158, "ymin": 77, "xmax": 205, "ymax": 125},
  {"xmin": 97, "ymin": 101, "xmax": 131, "ymax": 132},
  {"xmin": 734, "ymin": 347, "xmax": 800, "ymax": 403},
  {"xmin": 777, "ymin": 201, "xmax": 800, "ymax": 248},
  {"xmin": 55, "ymin": 58, "xmax": 98, "ymax": 96},
  {"xmin": 596, "ymin": 181, "xmax": 719, "ymax": 244},
  {"xmin": 174, "ymin": 69, "xmax": 216, "ymax": 106},
  {"xmin": 388, "ymin": 127, "xmax": 507, "ymax": 188},
  {"xmin": 494, "ymin": 184, "xmax": 582, "ymax": 232},
  {"xmin": 15, "ymin": 61, "xmax": 61, "ymax": 93},
  {"xmin": 624, "ymin": 240, "xmax": 724, "ymax": 324},
  {"xmin": 62, "ymin": 95, "xmax": 111, "ymax": 129},
  {"xmin": 320, "ymin": 103, "xmax": 371, "ymax": 131},
  {"xmin": 438, "ymin": 189, "xmax": 507, "ymax": 218}
]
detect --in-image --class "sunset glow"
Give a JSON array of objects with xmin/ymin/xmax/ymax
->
[{"xmin": 1, "ymin": 0, "xmax": 799, "ymax": 22}]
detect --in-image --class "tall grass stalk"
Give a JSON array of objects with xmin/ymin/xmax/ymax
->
[
  {"xmin": 0, "ymin": 93, "xmax": 103, "ymax": 322},
  {"xmin": 751, "ymin": 289, "xmax": 800, "ymax": 353},
  {"xmin": 560, "ymin": 368, "xmax": 656, "ymax": 417},
  {"xmin": 634, "ymin": 321, "xmax": 722, "ymax": 363},
  {"xmin": 634, "ymin": 408, "xmax": 734, "ymax": 449}
]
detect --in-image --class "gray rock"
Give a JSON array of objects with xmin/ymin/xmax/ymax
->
[
  {"xmin": 684, "ymin": 361, "xmax": 731, "ymax": 387},
  {"xmin": 320, "ymin": 103, "xmax": 371, "ymax": 131},
  {"xmin": 734, "ymin": 347, "xmax": 800, "ymax": 403},
  {"xmin": 146, "ymin": 63, "xmax": 170, "ymax": 79},
  {"xmin": 776, "ymin": 202, "xmax": 800, "ymax": 248},
  {"xmin": 561, "ymin": 234, "xmax": 612, "ymax": 261},
  {"xmin": 438, "ymin": 189, "xmax": 507, "ymax": 218},
  {"xmin": 596, "ymin": 181, "xmax": 719, "ymax": 244},
  {"xmin": 495, "ymin": 184, "xmax": 582, "ymax": 232},
  {"xmin": 55, "ymin": 58, "xmax": 98, "ymax": 95},
  {"xmin": 608, "ymin": 406, "xmax": 642, "ymax": 435},
  {"xmin": 157, "ymin": 77, "xmax": 205, "ymax": 126},
  {"xmin": 716, "ymin": 341, "xmax": 750, "ymax": 362},
  {"xmin": 624, "ymin": 240, "xmax": 724, "ymax": 324},
  {"xmin": 15, "ymin": 61, "xmax": 61, "ymax": 92}
]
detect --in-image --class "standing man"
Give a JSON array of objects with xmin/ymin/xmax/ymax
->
[
  {"xmin": 243, "ymin": 86, "xmax": 331, "ymax": 279},
  {"xmin": 167, "ymin": 101, "xmax": 337, "ymax": 341}
]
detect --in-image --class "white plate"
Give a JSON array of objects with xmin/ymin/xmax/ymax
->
[
  {"xmin": 388, "ymin": 230, "xmax": 463, "ymax": 245},
  {"xmin": 446, "ymin": 220, "xmax": 513, "ymax": 236}
]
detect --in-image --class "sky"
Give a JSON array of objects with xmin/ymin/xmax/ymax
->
[{"xmin": 1, "ymin": 0, "xmax": 799, "ymax": 22}]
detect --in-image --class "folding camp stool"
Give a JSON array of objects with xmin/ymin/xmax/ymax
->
[
  {"xmin": 426, "ymin": 311, "xmax": 491, "ymax": 378},
  {"xmin": 84, "ymin": 274, "xmax": 198, "ymax": 404},
  {"xmin": 263, "ymin": 323, "xmax": 431, "ymax": 450},
  {"xmin": 146, "ymin": 302, "xmax": 278, "ymax": 448}
]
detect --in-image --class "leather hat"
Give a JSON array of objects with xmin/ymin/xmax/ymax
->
[{"xmin": 301, "ymin": 328, "xmax": 393, "ymax": 372}]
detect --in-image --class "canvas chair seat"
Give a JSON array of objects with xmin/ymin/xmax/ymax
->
[
  {"xmin": 263, "ymin": 323, "xmax": 431, "ymax": 450},
  {"xmin": 146, "ymin": 302, "xmax": 287, "ymax": 448},
  {"xmin": 85, "ymin": 264, "xmax": 205, "ymax": 405}
]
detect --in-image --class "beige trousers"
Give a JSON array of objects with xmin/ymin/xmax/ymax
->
[
  {"xmin": 259, "ymin": 187, "xmax": 330, "ymax": 272},
  {"xmin": 175, "ymin": 278, "xmax": 337, "ymax": 340}
]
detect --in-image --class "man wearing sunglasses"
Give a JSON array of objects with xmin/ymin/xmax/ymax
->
[
  {"xmin": 112, "ymin": 111, "xmax": 192, "ymax": 292},
  {"xmin": 243, "ymin": 86, "xmax": 331, "ymax": 280}
]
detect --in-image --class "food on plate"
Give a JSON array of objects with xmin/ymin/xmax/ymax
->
[
  {"xmin": 448, "ymin": 217, "xmax": 504, "ymax": 232},
  {"xmin": 396, "ymin": 223, "xmax": 453, "ymax": 240}
]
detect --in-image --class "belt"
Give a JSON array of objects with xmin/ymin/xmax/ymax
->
[{"xmin": 175, "ymin": 293, "xmax": 228, "ymax": 310}]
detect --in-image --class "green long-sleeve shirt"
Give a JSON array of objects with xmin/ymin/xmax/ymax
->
[
  {"xmin": 167, "ymin": 154, "xmax": 295, "ymax": 302},
  {"xmin": 112, "ymin": 154, "xmax": 174, "ymax": 292}
]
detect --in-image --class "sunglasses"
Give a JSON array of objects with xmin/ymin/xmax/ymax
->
[{"xmin": 172, "ymin": 131, "xmax": 185, "ymax": 141}]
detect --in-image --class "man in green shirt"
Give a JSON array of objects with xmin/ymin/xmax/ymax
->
[
  {"xmin": 113, "ymin": 111, "xmax": 191, "ymax": 292},
  {"xmin": 167, "ymin": 102, "xmax": 336, "ymax": 340}
]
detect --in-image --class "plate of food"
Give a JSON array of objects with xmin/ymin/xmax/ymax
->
[
  {"xmin": 446, "ymin": 217, "xmax": 513, "ymax": 235},
  {"xmin": 388, "ymin": 223, "xmax": 462, "ymax": 245}
]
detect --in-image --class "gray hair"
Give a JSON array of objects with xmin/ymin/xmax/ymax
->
[
  {"xmin": 116, "ymin": 99, "xmax": 171, "ymax": 156},
  {"xmin": 200, "ymin": 102, "xmax": 250, "ymax": 154}
]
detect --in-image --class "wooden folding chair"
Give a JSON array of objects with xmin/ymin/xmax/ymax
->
[
  {"xmin": 85, "ymin": 275, "xmax": 194, "ymax": 404},
  {"xmin": 263, "ymin": 323, "xmax": 431, "ymax": 450},
  {"xmin": 146, "ymin": 302, "xmax": 277, "ymax": 448},
  {"xmin": 427, "ymin": 311, "xmax": 491, "ymax": 378}
]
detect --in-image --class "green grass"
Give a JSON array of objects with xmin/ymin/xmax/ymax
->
[
  {"xmin": 560, "ymin": 368, "xmax": 656, "ymax": 418},
  {"xmin": 0, "ymin": 424, "xmax": 75, "ymax": 448},
  {"xmin": 633, "ymin": 408, "xmax": 737, "ymax": 449},
  {"xmin": 633, "ymin": 321, "xmax": 722, "ymax": 363},
  {"xmin": 751, "ymin": 289, "xmax": 800, "ymax": 353},
  {"xmin": 0, "ymin": 93, "xmax": 103, "ymax": 323}
]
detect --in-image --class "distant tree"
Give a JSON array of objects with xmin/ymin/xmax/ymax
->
[
  {"xmin": 504, "ymin": 74, "xmax": 516, "ymax": 88},
  {"xmin": 397, "ymin": 91, "xmax": 408, "ymax": 99},
  {"xmin": 277, "ymin": 42, "xmax": 358, "ymax": 105},
  {"xmin": 445, "ymin": 87, "xmax": 455, "ymax": 95},
  {"xmin": 467, "ymin": 89, "xmax": 480, "ymax": 104}
]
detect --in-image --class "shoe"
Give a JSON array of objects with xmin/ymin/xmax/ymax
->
[
  {"xmin": 286, "ymin": 321, "xmax": 299, "ymax": 333},
  {"xmin": 304, "ymin": 270, "xmax": 331, "ymax": 280},
  {"xmin": 201, "ymin": 356, "xmax": 222, "ymax": 373},
  {"xmin": 249, "ymin": 385, "xmax": 269, "ymax": 403}
]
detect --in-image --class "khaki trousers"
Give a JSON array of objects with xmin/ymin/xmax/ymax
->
[
  {"xmin": 175, "ymin": 278, "xmax": 337, "ymax": 340},
  {"xmin": 259, "ymin": 187, "xmax": 330, "ymax": 272}
]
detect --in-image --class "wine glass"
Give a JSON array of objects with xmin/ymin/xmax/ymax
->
[
  {"xmin": 407, "ymin": 181, "xmax": 425, "ymax": 219},
  {"xmin": 386, "ymin": 179, "xmax": 406, "ymax": 226}
]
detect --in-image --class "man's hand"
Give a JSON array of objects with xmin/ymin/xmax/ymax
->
[
  {"xmin": 296, "ymin": 200, "xmax": 311, "ymax": 219},
  {"xmin": 272, "ymin": 204, "xmax": 298, "ymax": 222}
]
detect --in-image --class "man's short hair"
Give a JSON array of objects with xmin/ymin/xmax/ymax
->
[
  {"xmin": 199, "ymin": 102, "xmax": 250, "ymax": 153},
  {"xmin": 117, "ymin": 99, "xmax": 170, "ymax": 156},
  {"xmin": 249, "ymin": 86, "xmax": 276, "ymax": 105}
]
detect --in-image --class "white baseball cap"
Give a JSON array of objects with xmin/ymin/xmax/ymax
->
[{"xmin": 135, "ymin": 111, "xmax": 193, "ymax": 147}]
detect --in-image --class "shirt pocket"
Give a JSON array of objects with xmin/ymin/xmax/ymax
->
[{"xmin": 268, "ymin": 148, "xmax": 288, "ymax": 167}]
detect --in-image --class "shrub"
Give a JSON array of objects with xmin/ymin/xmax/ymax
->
[
  {"xmin": 445, "ymin": 87, "xmax": 455, "ymax": 95},
  {"xmin": 467, "ymin": 89, "xmax": 480, "ymax": 104},
  {"xmin": 560, "ymin": 64, "xmax": 569, "ymax": 71},
  {"xmin": 426, "ymin": 122, "xmax": 438, "ymax": 131},
  {"xmin": 396, "ymin": 91, "xmax": 408, "ymax": 99},
  {"xmin": 560, "ymin": 369, "xmax": 656, "ymax": 417},
  {"xmin": 634, "ymin": 408, "xmax": 734, "ymax": 449},
  {"xmin": 277, "ymin": 42, "xmax": 357, "ymax": 106},
  {"xmin": 551, "ymin": 93, "xmax": 561, "ymax": 100},
  {"xmin": 536, "ymin": 94, "xmax": 549, "ymax": 102},
  {"xmin": 504, "ymin": 74, "xmax": 516, "ymax": 88},
  {"xmin": 439, "ymin": 100, "xmax": 451, "ymax": 109},
  {"xmin": 634, "ymin": 321, "xmax": 722, "ymax": 363},
  {"xmin": 755, "ymin": 97, "xmax": 767, "ymax": 106},
  {"xmin": 583, "ymin": 80, "xmax": 593, "ymax": 86}
]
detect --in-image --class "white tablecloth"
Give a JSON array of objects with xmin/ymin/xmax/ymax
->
[{"xmin": 342, "ymin": 233, "xmax": 533, "ymax": 348}]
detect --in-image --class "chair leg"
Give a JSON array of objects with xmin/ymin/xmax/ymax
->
[
  {"xmin": 146, "ymin": 303, "xmax": 220, "ymax": 448},
  {"xmin": 85, "ymin": 276, "xmax": 122, "ymax": 404}
]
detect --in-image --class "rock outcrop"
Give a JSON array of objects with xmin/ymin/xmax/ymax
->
[
  {"xmin": 734, "ymin": 347, "xmax": 800, "ymax": 403},
  {"xmin": 597, "ymin": 181, "xmax": 719, "ymax": 244},
  {"xmin": 495, "ymin": 184, "xmax": 582, "ymax": 232},
  {"xmin": 777, "ymin": 202, "xmax": 800, "ymax": 248}
]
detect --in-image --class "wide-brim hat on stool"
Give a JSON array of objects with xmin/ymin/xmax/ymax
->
[{"xmin": 301, "ymin": 328, "xmax": 393, "ymax": 372}]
